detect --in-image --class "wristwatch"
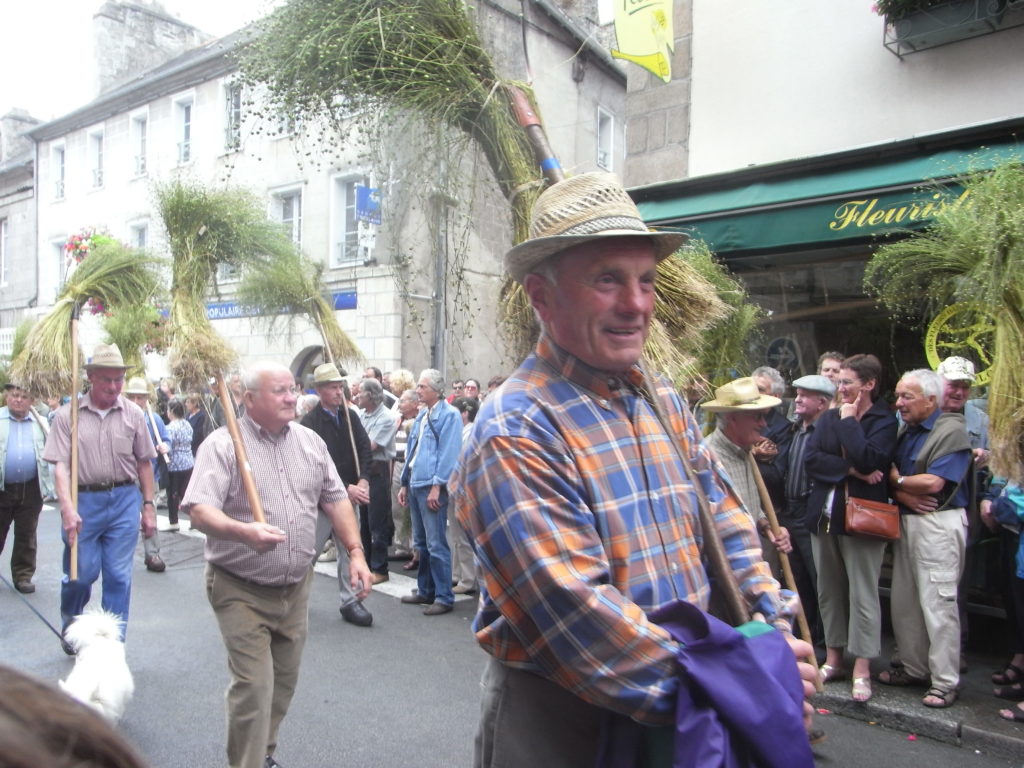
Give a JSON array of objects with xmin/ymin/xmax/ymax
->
[
  {"xmin": 896, "ymin": 476, "xmax": 905, "ymax": 486},
  {"xmin": 143, "ymin": 500, "xmax": 155, "ymax": 506}
]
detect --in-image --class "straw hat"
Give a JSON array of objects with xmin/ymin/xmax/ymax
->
[
  {"xmin": 124, "ymin": 377, "xmax": 150, "ymax": 395},
  {"xmin": 311, "ymin": 362, "xmax": 345, "ymax": 385},
  {"xmin": 84, "ymin": 343, "xmax": 128, "ymax": 370},
  {"xmin": 701, "ymin": 377, "xmax": 782, "ymax": 413},
  {"xmin": 504, "ymin": 173, "xmax": 688, "ymax": 282}
]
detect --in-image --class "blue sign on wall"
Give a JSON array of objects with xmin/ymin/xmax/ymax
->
[
  {"xmin": 356, "ymin": 185, "xmax": 381, "ymax": 224},
  {"xmin": 207, "ymin": 290, "xmax": 358, "ymax": 320}
]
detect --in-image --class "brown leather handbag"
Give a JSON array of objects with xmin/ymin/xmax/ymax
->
[{"xmin": 844, "ymin": 481, "xmax": 900, "ymax": 541}]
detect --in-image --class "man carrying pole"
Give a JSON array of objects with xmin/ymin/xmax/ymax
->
[{"xmin": 43, "ymin": 344, "xmax": 156, "ymax": 653}]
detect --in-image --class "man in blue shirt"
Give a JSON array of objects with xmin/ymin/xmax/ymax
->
[
  {"xmin": 879, "ymin": 369, "xmax": 972, "ymax": 708},
  {"xmin": 1, "ymin": 383, "xmax": 54, "ymax": 593},
  {"xmin": 398, "ymin": 369, "xmax": 462, "ymax": 615}
]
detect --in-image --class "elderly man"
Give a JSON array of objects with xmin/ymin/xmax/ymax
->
[
  {"xmin": 398, "ymin": 369, "xmax": 462, "ymax": 615},
  {"xmin": 354, "ymin": 376, "xmax": 398, "ymax": 584},
  {"xmin": 936, "ymin": 355, "xmax": 990, "ymax": 673},
  {"xmin": 451, "ymin": 173, "xmax": 815, "ymax": 766},
  {"xmin": 183, "ymin": 361, "xmax": 370, "ymax": 768},
  {"xmin": 1, "ymin": 383, "xmax": 54, "ymax": 594},
  {"xmin": 877, "ymin": 369, "xmax": 972, "ymax": 709},
  {"xmin": 703, "ymin": 377, "xmax": 792, "ymax": 565},
  {"xmin": 778, "ymin": 374, "xmax": 837, "ymax": 653},
  {"xmin": 300, "ymin": 363, "xmax": 374, "ymax": 627},
  {"xmin": 43, "ymin": 344, "xmax": 156, "ymax": 650}
]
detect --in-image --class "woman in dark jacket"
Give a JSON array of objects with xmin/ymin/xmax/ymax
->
[{"xmin": 804, "ymin": 353, "xmax": 898, "ymax": 704}]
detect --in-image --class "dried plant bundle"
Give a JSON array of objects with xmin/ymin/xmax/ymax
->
[
  {"xmin": 866, "ymin": 161, "xmax": 1024, "ymax": 482},
  {"xmin": 237, "ymin": 248, "xmax": 363, "ymax": 368},
  {"xmin": 10, "ymin": 242, "xmax": 163, "ymax": 398}
]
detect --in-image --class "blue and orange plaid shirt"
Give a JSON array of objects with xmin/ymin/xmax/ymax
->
[{"xmin": 452, "ymin": 335, "xmax": 785, "ymax": 725}]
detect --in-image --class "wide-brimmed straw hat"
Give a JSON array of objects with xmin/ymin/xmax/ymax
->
[
  {"xmin": 124, "ymin": 377, "xmax": 150, "ymax": 395},
  {"xmin": 504, "ymin": 173, "xmax": 688, "ymax": 282},
  {"xmin": 84, "ymin": 343, "xmax": 128, "ymax": 370},
  {"xmin": 701, "ymin": 377, "xmax": 782, "ymax": 413},
  {"xmin": 312, "ymin": 362, "xmax": 345, "ymax": 385}
]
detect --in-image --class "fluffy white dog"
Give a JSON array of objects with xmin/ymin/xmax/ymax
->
[{"xmin": 59, "ymin": 609, "xmax": 134, "ymax": 722}]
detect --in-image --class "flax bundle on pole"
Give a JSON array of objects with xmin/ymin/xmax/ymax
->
[
  {"xmin": 865, "ymin": 161, "xmax": 1024, "ymax": 484},
  {"xmin": 157, "ymin": 179, "xmax": 309, "ymax": 524}
]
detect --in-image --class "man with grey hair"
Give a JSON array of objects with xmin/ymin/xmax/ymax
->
[
  {"xmin": 751, "ymin": 365, "xmax": 792, "ymax": 514},
  {"xmin": 877, "ymin": 369, "xmax": 972, "ymax": 709},
  {"xmin": 183, "ymin": 360, "xmax": 370, "ymax": 768},
  {"xmin": 398, "ymin": 369, "xmax": 462, "ymax": 615},
  {"xmin": 354, "ymin": 377, "xmax": 398, "ymax": 583}
]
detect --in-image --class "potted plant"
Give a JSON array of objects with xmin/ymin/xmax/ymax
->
[{"xmin": 876, "ymin": 0, "xmax": 1006, "ymax": 49}]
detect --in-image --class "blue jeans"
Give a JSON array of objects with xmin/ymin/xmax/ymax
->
[
  {"xmin": 409, "ymin": 485, "xmax": 454, "ymax": 606},
  {"xmin": 61, "ymin": 484, "xmax": 141, "ymax": 638}
]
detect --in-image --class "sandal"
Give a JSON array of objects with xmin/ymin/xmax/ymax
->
[
  {"xmin": 922, "ymin": 687, "xmax": 958, "ymax": 709},
  {"xmin": 992, "ymin": 662, "xmax": 1024, "ymax": 686},
  {"xmin": 999, "ymin": 704, "xmax": 1024, "ymax": 723},
  {"xmin": 993, "ymin": 682, "xmax": 1024, "ymax": 701},
  {"xmin": 876, "ymin": 668, "xmax": 929, "ymax": 687},
  {"xmin": 819, "ymin": 664, "xmax": 848, "ymax": 683},
  {"xmin": 852, "ymin": 677, "xmax": 872, "ymax": 703}
]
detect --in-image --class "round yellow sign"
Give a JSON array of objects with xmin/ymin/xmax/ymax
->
[{"xmin": 924, "ymin": 302, "xmax": 994, "ymax": 386}]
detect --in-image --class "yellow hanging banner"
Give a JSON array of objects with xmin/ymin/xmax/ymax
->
[{"xmin": 611, "ymin": 0, "xmax": 674, "ymax": 83}]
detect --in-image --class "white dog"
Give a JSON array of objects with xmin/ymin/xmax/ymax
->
[{"xmin": 59, "ymin": 609, "xmax": 134, "ymax": 722}]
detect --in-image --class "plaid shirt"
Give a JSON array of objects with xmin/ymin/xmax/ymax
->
[{"xmin": 452, "ymin": 336, "xmax": 782, "ymax": 725}]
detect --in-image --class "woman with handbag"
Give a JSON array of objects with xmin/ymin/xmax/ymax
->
[{"xmin": 804, "ymin": 353, "xmax": 898, "ymax": 703}]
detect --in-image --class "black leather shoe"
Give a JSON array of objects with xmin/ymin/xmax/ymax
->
[
  {"xmin": 14, "ymin": 580, "xmax": 35, "ymax": 594},
  {"xmin": 265, "ymin": 756, "xmax": 283, "ymax": 768},
  {"xmin": 423, "ymin": 602, "xmax": 453, "ymax": 616},
  {"xmin": 339, "ymin": 601, "xmax": 373, "ymax": 627},
  {"xmin": 144, "ymin": 554, "xmax": 166, "ymax": 573},
  {"xmin": 400, "ymin": 592, "xmax": 433, "ymax": 605}
]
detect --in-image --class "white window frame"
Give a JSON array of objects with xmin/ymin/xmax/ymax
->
[
  {"xmin": 53, "ymin": 238, "xmax": 69, "ymax": 299},
  {"xmin": 88, "ymin": 128, "xmax": 104, "ymax": 188},
  {"xmin": 0, "ymin": 217, "xmax": 8, "ymax": 287},
  {"xmin": 130, "ymin": 109, "xmax": 148, "ymax": 177},
  {"xmin": 173, "ymin": 94, "xmax": 194, "ymax": 164},
  {"xmin": 224, "ymin": 82, "xmax": 242, "ymax": 152},
  {"xmin": 596, "ymin": 106, "xmax": 613, "ymax": 172},
  {"xmin": 216, "ymin": 262, "xmax": 241, "ymax": 284},
  {"xmin": 330, "ymin": 174, "xmax": 372, "ymax": 268},
  {"xmin": 271, "ymin": 187, "xmax": 303, "ymax": 245},
  {"xmin": 52, "ymin": 144, "xmax": 66, "ymax": 200}
]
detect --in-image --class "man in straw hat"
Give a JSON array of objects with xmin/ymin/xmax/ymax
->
[
  {"xmin": 301, "ymin": 362, "xmax": 375, "ymax": 627},
  {"xmin": 182, "ymin": 361, "xmax": 370, "ymax": 768},
  {"xmin": 1, "ymin": 381, "xmax": 54, "ymax": 594},
  {"xmin": 42, "ymin": 343, "xmax": 157, "ymax": 652},
  {"xmin": 452, "ymin": 173, "xmax": 816, "ymax": 766},
  {"xmin": 702, "ymin": 377, "xmax": 793, "ymax": 561}
]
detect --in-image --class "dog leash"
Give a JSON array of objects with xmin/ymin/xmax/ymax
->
[{"xmin": 0, "ymin": 573, "xmax": 64, "ymax": 639}]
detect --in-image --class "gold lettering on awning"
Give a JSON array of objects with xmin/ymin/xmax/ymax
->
[{"xmin": 829, "ymin": 189, "xmax": 971, "ymax": 232}]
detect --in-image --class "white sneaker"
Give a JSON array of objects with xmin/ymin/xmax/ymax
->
[{"xmin": 317, "ymin": 542, "xmax": 338, "ymax": 562}]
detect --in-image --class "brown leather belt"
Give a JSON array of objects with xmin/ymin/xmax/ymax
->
[{"xmin": 78, "ymin": 479, "xmax": 135, "ymax": 493}]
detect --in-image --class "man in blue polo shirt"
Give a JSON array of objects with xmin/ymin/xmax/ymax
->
[{"xmin": 879, "ymin": 368, "xmax": 971, "ymax": 709}]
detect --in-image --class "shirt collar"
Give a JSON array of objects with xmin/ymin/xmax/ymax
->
[
  {"xmin": 80, "ymin": 392, "xmax": 123, "ymax": 413},
  {"xmin": 908, "ymin": 407, "xmax": 942, "ymax": 434},
  {"xmin": 535, "ymin": 333, "xmax": 649, "ymax": 403}
]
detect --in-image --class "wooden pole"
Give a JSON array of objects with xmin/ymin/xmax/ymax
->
[
  {"xmin": 748, "ymin": 452, "xmax": 822, "ymax": 691},
  {"xmin": 29, "ymin": 406, "xmax": 50, "ymax": 437},
  {"xmin": 506, "ymin": 85, "xmax": 565, "ymax": 185},
  {"xmin": 69, "ymin": 304, "xmax": 80, "ymax": 581},
  {"xmin": 145, "ymin": 403, "xmax": 170, "ymax": 469},
  {"xmin": 215, "ymin": 373, "xmax": 265, "ymax": 524}
]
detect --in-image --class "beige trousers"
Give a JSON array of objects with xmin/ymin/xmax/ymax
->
[
  {"xmin": 890, "ymin": 508, "xmax": 966, "ymax": 692},
  {"xmin": 810, "ymin": 529, "xmax": 887, "ymax": 659},
  {"xmin": 206, "ymin": 564, "xmax": 313, "ymax": 768}
]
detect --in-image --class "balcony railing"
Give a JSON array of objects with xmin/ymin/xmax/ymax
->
[
  {"xmin": 134, "ymin": 154, "xmax": 147, "ymax": 176},
  {"xmin": 883, "ymin": 0, "xmax": 1024, "ymax": 56},
  {"xmin": 178, "ymin": 141, "xmax": 191, "ymax": 164}
]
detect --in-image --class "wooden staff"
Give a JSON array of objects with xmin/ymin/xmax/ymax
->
[
  {"xmin": 506, "ymin": 85, "xmax": 565, "ymax": 185},
  {"xmin": 69, "ymin": 303, "xmax": 80, "ymax": 581},
  {"xmin": 145, "ymin": 403, "xmax": 170, "ymax": 469},
  {"xmin": 215, "ymin": 373, "xmax": 265, "ymax": 524},
  {"xmin": 29, "ymin": 406, "xmax": 50, "ymax": 437},
  {"xmin": 748, "ymin": 452, "xmax": 822, "ymax": 691}
]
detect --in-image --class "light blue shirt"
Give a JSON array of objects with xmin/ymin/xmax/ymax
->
[{"xmin": 4, "ymin": 414, "xmax": 37, "ymax": 483}]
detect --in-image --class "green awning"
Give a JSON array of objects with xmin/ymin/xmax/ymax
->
[{"xmin": 637, "ymin": 140, "xmax": 1023, "ymax": 254}]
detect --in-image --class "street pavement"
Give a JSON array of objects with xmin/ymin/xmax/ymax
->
[{"xmin": 2, "ymin": 505, "xmax": 1024, "ymax": 767}]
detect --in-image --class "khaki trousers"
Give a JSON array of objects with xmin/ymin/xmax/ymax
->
[
  {"xmin": 890, "ymin": 508, "xmax": 965, "ymax": 692},
  {"xmin": 810, "ymin": 529, "xmax": 887, "ymax": 659},
  {"xmin": 206, "ymin": 564, "xmax": 313, "ymax": 768}
]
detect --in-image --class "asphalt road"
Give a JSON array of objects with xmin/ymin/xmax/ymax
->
[{"xmin": 2, "ymin": 506, "xmax": 1021, "ymax": 768}]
